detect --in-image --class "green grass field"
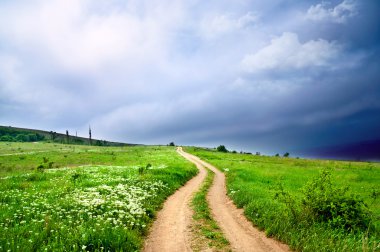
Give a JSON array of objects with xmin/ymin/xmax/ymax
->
[
  {"xmin": 0, "ymin": 142, "xmax": 197, "ymax": 251},
  {"xmin": 2, "ymin": 142, "xmax": 380, "ymax": 251},
  {"xmin": 186, "ymin": 147, "xmax": 380, "ymax": 252}
]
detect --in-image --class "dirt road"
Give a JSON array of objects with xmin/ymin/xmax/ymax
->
[
  {"xmin": 180, "ymin": 149, "xmax": 289, "ymax": 252},
  {"xmin": 143, "ymin": 147, "xmax": 289, "ymax": 252},
  {"xmin": 143, "ymin": 147, "xmax": 207, "ymax": 252}
]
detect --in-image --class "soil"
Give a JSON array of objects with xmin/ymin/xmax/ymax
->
[
  {"xmin": 142, "ymin": 148, "xmax": 207, "ymax": 252},
  {"xmin": 143, "ymin": 147, "xmax": 289, "ymax": 252},
  {"xmin": 179, "ymin": 149, "xmax": 289, "ymax": 252}
]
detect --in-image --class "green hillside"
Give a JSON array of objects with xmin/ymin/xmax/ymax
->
[{"xmin": 0, "ymin": 125, "xmax": 130, "ymax": 146}]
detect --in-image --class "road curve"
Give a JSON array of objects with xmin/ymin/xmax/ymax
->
[
  {"xmin": 180, "ymin": 149, "xmax": 290, "ymax": 252},
  {"xmin": 143, "ymin": 147, "xmax": 207, "ymax": 252}
]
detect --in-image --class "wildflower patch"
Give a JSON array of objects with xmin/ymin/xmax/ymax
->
[{"xmin": 0, "ymin": 145, "xmax": 197, "ymax": 251}]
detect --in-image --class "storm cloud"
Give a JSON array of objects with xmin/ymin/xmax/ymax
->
[{"xmin": 1, "ymin": 0, "xmax": 379, "ymax": 156}]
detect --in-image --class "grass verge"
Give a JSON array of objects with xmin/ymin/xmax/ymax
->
[
  {"xmin": 185, "ymin": 147, "xmax": 380, "ymax": 252},
  {"xmin": 191, "ymin": 169, "xmax": 231, "ymax": 251}
]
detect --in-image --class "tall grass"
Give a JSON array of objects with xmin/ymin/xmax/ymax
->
[{"xmin": 186, "ymin": 147, "xmax": 380, "ymax": 251}]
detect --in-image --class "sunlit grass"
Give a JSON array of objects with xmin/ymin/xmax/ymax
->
[
  {"xmin": 0, "ymin": 143, "xmax": 197, "ymax": 251},
  {"xmin": 186, "ymin": 147, "xmax": 380, "ymax": 252}
]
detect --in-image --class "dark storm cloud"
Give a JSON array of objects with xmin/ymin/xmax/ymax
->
[{"xmin": 0, "ymin": 0, "xmax": 379, "ymax": 157}]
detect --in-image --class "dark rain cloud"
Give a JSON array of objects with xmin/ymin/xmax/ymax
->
[{"xmin": 0, "ymin": 0, "xmax": 379, "ymax": 157}]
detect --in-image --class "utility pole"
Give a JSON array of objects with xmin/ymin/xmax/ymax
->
[
  {"xmin": 66, "ymin": 130, "xmax": 69, "ymax": 144},
  {"xmin": 89, "ymin": 126, "xmax": 92, "ymax": 145}
]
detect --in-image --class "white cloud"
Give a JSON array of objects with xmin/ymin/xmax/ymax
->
[
  {"xmin": 0, "ymin": 54, "xmax": 21, "ymax": 90},
  {"xmin": 200, "ymin": 12, "xmax": 258, "ymax": 39},
  {"xmin": 241, "ymin": 32, "xmax": 341, "ymax": 73},
  {"xmin": 306, "ymin": 0, "xmax": 357, "ymax": 23},
  {"xmin": 0, "ymin": 0, "xmax": 181, "ymax": 73}
]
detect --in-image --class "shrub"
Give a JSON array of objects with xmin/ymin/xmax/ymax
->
[
  {"xmin": 216, "ymin": 145, "xmax": 228, "ymax": 153},
  {"xmin": 36, "ymin": 164, "xmax": 45, "ymax": 172},
  {"xmin": 71, "ymin": 172, "xmax": 81, "ymax": 185},
  {"xmin": 139, "ymin": 163, "xmax": 152, "ymax": 175},
  {"xmin": 275, "ymin": 168, "xmax": 372, "ymax": 232},
  {"xmin": 301, "ymin": 168, "xmax": 371, "ymax": 231}
]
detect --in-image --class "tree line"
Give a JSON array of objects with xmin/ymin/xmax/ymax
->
[{"xmin": 0, "ymin": 127, "xmax": 45, "ymax": 142}]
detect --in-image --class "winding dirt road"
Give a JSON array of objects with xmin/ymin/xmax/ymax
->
[
  {"xmin": 143, "ymin": 147, "xmax": 289, "ymax": 252},
  {"xmin": 143, "ymin": 148, "xmax": 207, "ymax": 252},
  {"xmin": 181, "ymin": 150, "xmax": 289, "ymax": 252}
]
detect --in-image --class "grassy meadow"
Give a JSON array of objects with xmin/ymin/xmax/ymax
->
[
  {"xmin": 186, "ymin": 147, "xmax": 380, "ymax": 252},
  {"xmin": 0, "ymin": 142, "xmax": 197, "ymax": 251}
]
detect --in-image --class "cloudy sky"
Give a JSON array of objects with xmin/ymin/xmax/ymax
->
[{"xmin": 1, "ymin": 0, "xmax": 379, "ymax": 155}]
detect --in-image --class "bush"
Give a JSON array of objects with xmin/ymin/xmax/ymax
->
[
  {"xmin": 216, "ymin": 145, "xmax": 228, "ymax": 153},
  {"xmin": 275, "ymin": 168, "xmax": 372, "ymax": 232},
  {"xmin": 138, "ymin": 163, "xmax": 152, "ymax": 175},
  {"xmin": 301, "ymin": 168, "xmax": 371, "ymax": 231}
]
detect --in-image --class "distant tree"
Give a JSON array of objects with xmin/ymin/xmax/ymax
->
[
  {"xmin": 256, "ymin": 152, "xmax": 261, "ymax": 156},
  {"xmin": 28, "ymin": 134, "xmax": 37, "ymax": 142},
  {"xmin": 275, "ymin": 153, "xmax": 280, "ymax": 157},
  {"xmin": 66, "ymin": 130, "xmax": 69, "ymax": 144},
  {"xmin": 232, "ymin": 150, "xmax": 237, "ymax": 154},
  {"xmin": 169, "ymin": 142, "xmax": 175, "ymax": 146},
  {"xmin": 283, "ymin": 152, "xmax": 290, "ymax": 157},
  {"xmin": 0, "ymin": 135, "xmax": 13, "ymax": 141},
  {"xmin": 36, "ymin": 133, "xmax": 45, "ymax": 141},
  {"xmin": 16, "ymin": 134, "xmax": 28, "ymax": 142},
  {"xmin": 50, "ymin": 131, "xmax": 57, "ymax": 141},
  {"xmin": 217, "ymin": 145, "xmax": 228, "ymax": 153}
]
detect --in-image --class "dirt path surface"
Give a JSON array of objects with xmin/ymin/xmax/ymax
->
[
  {"xmin": 181, "ymin": 149, "xmax": 290, "ymax": 252},
  {"xmin": 143, "ymin": 147, "xmax": 207, "ymax": 252}
]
